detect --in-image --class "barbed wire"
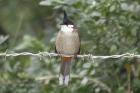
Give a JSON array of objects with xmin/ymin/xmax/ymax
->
[{"xmin": 0, "ymin": 51, "xmax": 139, "ymax": 59}]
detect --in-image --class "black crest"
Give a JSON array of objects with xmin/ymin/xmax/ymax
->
[{"xmin": 62, "ymin": 10, "xmax": 74, "ymax": 25}]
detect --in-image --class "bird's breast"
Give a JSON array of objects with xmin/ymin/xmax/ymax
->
[{"xmin": 56, "ymin": 31, "xmax": 80, "ymax": 55}]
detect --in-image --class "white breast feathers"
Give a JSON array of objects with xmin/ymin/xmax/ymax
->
[{"xmin": 60, "ymin": 25, "xmax": 74, "ymax": 32}]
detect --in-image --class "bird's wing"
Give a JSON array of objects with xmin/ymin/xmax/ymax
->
[{"xmin": 55, "ymin": 31, "xmax": 64, "ymax": 53}]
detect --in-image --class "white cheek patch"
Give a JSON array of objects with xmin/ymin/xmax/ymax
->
[
  {"xmin": 61, "ymin": 25, "xmax": 74, "ymax": 32},
  {"xmin": 68, "ymin": 25, "xmax": 74, "ymax": 28}
]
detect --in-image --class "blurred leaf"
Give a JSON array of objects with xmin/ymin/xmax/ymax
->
[{"xmin": 13, "ymin": 35, "xmax": 45, "ymax": 52}]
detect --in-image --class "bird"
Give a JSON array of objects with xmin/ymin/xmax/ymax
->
[{"xmin": 55, "ymin": 10, "xmax": 80, "ymax": 85}]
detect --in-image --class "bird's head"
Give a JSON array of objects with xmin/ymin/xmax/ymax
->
[
  {"xmin": 62, "ymin": 10, "xmax": 74, "ymax": 25},
  {"xmin": 61, "ymin": 10, "xmax": 74, "ymax": 32}
]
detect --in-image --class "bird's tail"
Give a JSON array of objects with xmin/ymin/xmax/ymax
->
[{"xmin": 59, "ymin": 57, "xmax": 71, "ymax": 85}]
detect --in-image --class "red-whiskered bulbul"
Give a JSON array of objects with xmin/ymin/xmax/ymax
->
[{"xmin": 55, "ymin": 11, "xmax": 80, "ymax": 85}]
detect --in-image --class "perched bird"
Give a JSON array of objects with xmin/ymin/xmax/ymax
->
[{"xmin": 55, "ymin": 10, "xmax": 80, "ymax": 85}]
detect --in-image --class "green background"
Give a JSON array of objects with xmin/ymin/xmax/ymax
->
[{"xmin": 0, "ymin": 0, "xmax": 140, "ymax": 93}]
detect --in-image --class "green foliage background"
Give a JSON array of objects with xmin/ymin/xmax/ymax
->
[{"xmin": 0, "ymin": 0, "xmax": 140, "ymax": 93}]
